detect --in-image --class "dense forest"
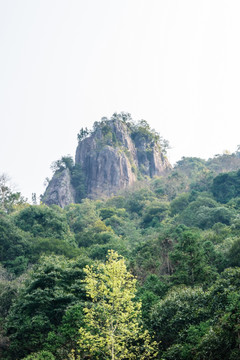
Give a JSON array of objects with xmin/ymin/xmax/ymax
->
[{"xmin": 1, "ymin": 141, "xmax": 240, "ymax": 359}]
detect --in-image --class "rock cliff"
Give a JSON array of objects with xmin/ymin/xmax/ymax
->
[
  {"xmin": 42, "ymin": 114, "xmax": 171, "ymax": 206},
  {"xmin": 41, "ymin": 168, "xmax": 75, "ymax": 207}
]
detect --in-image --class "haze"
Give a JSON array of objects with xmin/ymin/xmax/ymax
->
[{"xmin": 1, "ymin": 0, "xmax": 240, "ymax": 200}]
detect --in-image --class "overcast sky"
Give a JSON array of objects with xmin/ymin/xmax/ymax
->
[{"xmin": 1, "ymin": 0, "xmax": 240, "ymax": 201}]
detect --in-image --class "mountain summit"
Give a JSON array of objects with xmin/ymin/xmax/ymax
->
[{"xmin": 42, "ymin": 113, "xmax": 171, "ymax": 207}]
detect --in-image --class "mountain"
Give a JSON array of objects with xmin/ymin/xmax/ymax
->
[{"xmin": 42, "ymin": 113, "xmax": 171, "ymax": 207}]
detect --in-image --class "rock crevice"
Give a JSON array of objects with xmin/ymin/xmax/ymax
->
[{"xmin": 43, "ymin": 116, "xmax": 171, "ymax": 206}]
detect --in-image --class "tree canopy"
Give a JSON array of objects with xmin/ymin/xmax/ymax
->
[{"xmin": 76, "ymin": 250, "xmax": 158, "ymax": 360}]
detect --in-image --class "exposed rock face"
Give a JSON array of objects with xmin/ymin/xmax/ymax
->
[
  {"xmin": 75, "ymin": 119, "xmax": 171, "ymax": 199},
  {"xmin": 42, "ymin": 116, "xmax": 171, "ymax": 207},
  {"xmin": 42, "ymin": 168, "xmax": 75, "ymax": 207},
  {"xmin": 75, "ymin": 120, "xmax": 137, "ymax": 198}
]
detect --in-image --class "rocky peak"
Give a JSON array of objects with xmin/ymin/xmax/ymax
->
[
  {"xmin": 41, "ymin": 168, "xmax": 75, "ymax": 208},
  {"xmin": 42, "ymin": 113, "xmax": 171, "ymax": 206}
]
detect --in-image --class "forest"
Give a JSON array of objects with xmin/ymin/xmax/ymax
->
[{"xmin": 1, "ymin": 149, "xmax": 240, "ymax": 359}]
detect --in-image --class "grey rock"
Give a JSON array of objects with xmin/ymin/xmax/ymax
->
[
  {"xmin": 42, "ymin": 168, "xmax": 75, "ymax": 208},
  {"xmin": 75, "ymin": 119, "xmax": 171, "ymax": 199},
  {"xmin": 43, "ymin": 117, "xmax": 171, "ymax": 206}
]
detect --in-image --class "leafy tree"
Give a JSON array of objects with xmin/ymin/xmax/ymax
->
[
  {"xmin": 176, "ymin": 196, "xmax": 236, "ymax": 229},
  {"xmin": 43, "ymin": 303, "xmax": 85, "ymax": 359},
  {"xmin": 175, "ymin": 157, "xmax": 207, "ymax": 178},
  {"xmin": 227, "ymin": 238, "xmax": 240, "ymax": 267},
  {"xmin": 65, "ymin": 200, "xmax": 99, "ymax": 234},
  {"xmin": 212, "ymin": 170, "xmax": 240, "ymax": 203},
  {"xmin": 76, "ymin": 250, "xmax": 158, "ymax": 359},
  {"xmin": 207, "ymin": 152, "xmax": 240, "ymax": 174},
  {"xmin": 150, "ymin": 286, "xmax": 210, "ymax": 352},
  {"xmin": 0, "ymin": 215, "xmax": 31, "ymax": 274},
  {"xmin": 111, "ymin": 112, "xmax": 133, "ymax": 125},
  {"xmin": 75, "ymin": 219, "xmax": 114, "ymax": 248},
  {"xmin": 70, "ymin": 164, "xmax": 86, "ymax": 202},
  {"xmin": 29, "ymin": 237, "xmax": 80, "ymax": 263},
  {"xmin": 0, "ymin": 174, "xmax": 26, "ymax": 213},
  {"xmin": 77, "ymin": 128, "xmax": 89, "ymax": 142},
  {"xmin": 193, "ymin": 268, "xmax": 240, "ymax": 360},
  {"xmin": 126, "ymin": 188, "xmax": 156, "ymax": 215},
  {"xmin": 5, "ymin": 255, "xmax": 90, "ymax": 359},
  {"xmin": 142, "ymin": 200, "xmax": 169, "ymax": 227},
  {"xmin": 137, "ymin": 274, "xmax": 169, "ymax": 327},
  {"xmin": 14, "ymin": 205, "xmax": 72, "ymax": 241},
  {"xmin": 170, "ymin": 228, "xmax": 217, "ymax": 286},
  {"xmin": 170, "ymin": 193, "xmax": 190, "ymax": 216},
  {"xmin": 178, "ymin": 196, "xmax": 218, "ymax": 226},
  {"xmin": 23, "ymin": 350, "xmax": 55, "ymax": 360},
  {"xmin": 50, "ymin": 156, "xmax": 74, "ymax": 173},
  {"xmin": 99, "ymin": 207, "xmax": 126, "ymax": 221}
]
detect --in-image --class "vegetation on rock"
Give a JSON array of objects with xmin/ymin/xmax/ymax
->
[{"xmin": 1, "ymin": 125, "xmax": 240, "ymax": 359}]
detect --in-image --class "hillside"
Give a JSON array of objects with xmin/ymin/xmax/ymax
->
[{"xmin": 1, "ymin": 122, "xmax": 240, "ymax": 359}]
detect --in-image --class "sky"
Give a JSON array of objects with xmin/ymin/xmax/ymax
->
[{"xmin": 1, "ymin": 0, "xmax": 240, "ymax": 201}]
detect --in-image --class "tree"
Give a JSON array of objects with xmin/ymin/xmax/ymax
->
[
  {"xmin": 0, "ymin": 174, "xmax": 26, "ymax": 213},
  {"xmin": 50, "ymin": 156, "xmax": 74, "ymax": 173},
  {"xmin": 5, "ymin": 255, "xmax": 90, "ymax": 359},
  {"xmin": 212, "ymin": 170, "xmax": 240, "ymax": 203},
  {"xmin": 14, "ymin": 205, "xmax": 72, "ymax": 241},
  {"xmin": 150, "ymin": 286, "xmax": 210, "ymax": 353},
  {"xmin": 170, "ymin": 228, "xmax": 217, "ymax": 286},
  {"xmin": 76, "ymin": 250, "xmax": 158, "ymax": 359},
  {"xmin": 0, "ymin": 215, "xmax": 31, "ymax": 275},
  {"xmin": 77, "ymin": 128, "xmax": 89, "ymax": 142},
  {"xmin": 23, "ymin": 350, "xmax": 55, "ymax": 360}
]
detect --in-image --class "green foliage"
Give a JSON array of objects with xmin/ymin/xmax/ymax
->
[
  {"xmin": 65, "ymin": 200, "xmax": 99, "ymax": 234},
  {"xmin": 177, "ymin": 196, "xmax": 236, "ymax": 229},
  {"xmin": 191, "ymin": 269, "xmax": 240, "ymax": 360},
  {"xmin": 175, "ymin": 157, "xmax": 208, "ymax": 177},
  {"xmin": 130, "ymin": 119, "xmax": 167, "ymax": 153},
  {"xmin": 137, "ymin": 274, "xmax": 169, "ymax": 326},
  {"xmin": 14, "ymin": 205, "xmax": 72, "ymax": 241},
  {"xmin": 77, "ymin": 127, "xmax": 89, "ymax": 142},
  {"xmin": 23, "ymin": 350, "xmax": 55, "ymax": 360},
  {"xmin": 170, "ymin": 193, "xmax": 190, "ymax": 216},
  {"xmin": 76, "ymin": 250, "xmax": 158, "ymax": 359},
  {"xmin": 227, "ymin": 238, "xmax": 240, "ymax": 267},
  {"xmin": 43, "ymin": 303, "xmax": 85, "ymax": 359},
  {"xmin": 0, "ymin": 265, "xmax": 25, "ymax": 319},
  {"xmin": 212, "ymin": 170, "xmax": 240, "ymax": 203},
  {"xmin": 0, "ymin": 174, "xmax": 26, "ymax": 213},
  {"xmin": 207, "ymin": 152, "xmax": 240, "ymax": 173},
  {"xmin": 125, "ymin": 188, "xmax": 156, "ymax": 215},
  {"xmin": 2, "ymin": 148, "xmax": 240, "ymax": 359},
  {"xmin": 70, "ymin": 164, "xmax": 86, "ymax": 202},
  {"xmin": 111, "ymin": 111, "xmax": 133, "ymax": 125},
  {"xmin": 29, "ymin": 237, "xmax": 80, "ymax": 262},
  {"xmin": 99, "ymin": 207, "xmax": 126, "ymax": 220},
  {"xmin": 75, "ymin": 219, "xmax": 115, "ymax": 248},
  {"xmin": 65, "ymin": 200, "xmax": 116, "ymax": 250},
  {"xmin": 0, "ymin": 215, "xmax": 31, "ymax": 274},
  {"xmin": 5, "ymin": 255, "xmax": 90, "ymax": 359},
  {"xmin": 151, "ymin": 286, "xmax": 210, "ymax": 351},
  {"xmin": 50, "ymin": 156, "xmax": 74, "ymax": 173},
  {"xmin": 142, "ymin": 200, "xmax": 169, "ymax": 227},
  {"xmin": 170, "ymin": 228, "xmax": 217, "ymax": 285}
]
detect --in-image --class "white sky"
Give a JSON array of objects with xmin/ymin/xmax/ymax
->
[{"xmin": 1, "ymin": 0, "xmax": 240, "ymax": 201}]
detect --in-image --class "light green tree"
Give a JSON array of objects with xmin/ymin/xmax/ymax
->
[{"xmin": 73, "ymin": 250, "xmax": 158, "ymax": 360}]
